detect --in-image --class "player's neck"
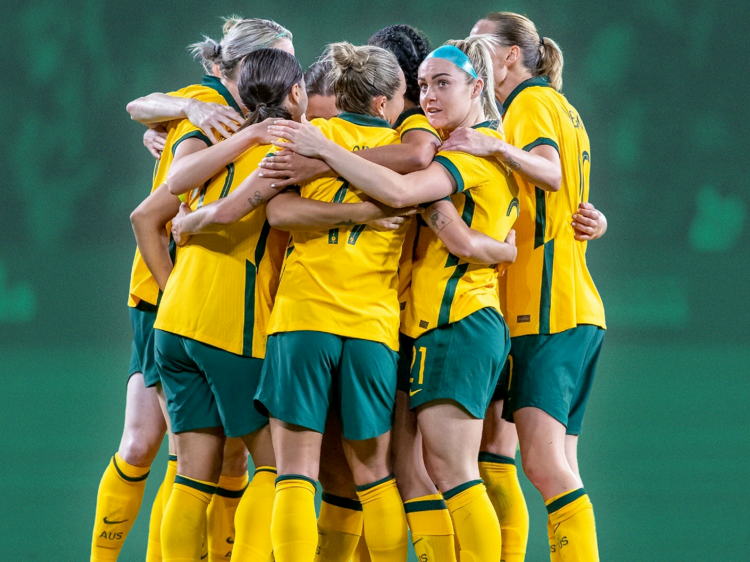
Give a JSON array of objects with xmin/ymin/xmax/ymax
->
[
  {"xmin": 222, "ymin": 78, "xmax": 247, "ymax": 114},
  {"xmin": 495, "ymin": 68, "xmax": 534, "ymax": 106}
]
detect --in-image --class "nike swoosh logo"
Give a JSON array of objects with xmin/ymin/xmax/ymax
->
[
  {"xmin": 410, "ymin": 389, "xmax": 422, "ymax": 396},
  {"xmin": 103, "ymin": 517, "xmax": 129, "ymax": 525},
  {"xmin": 201, "ymin": 554, "xmax": 208, "ymax": 560},
  {"xmin": 226, "ymin": 537, "xmax": 234, "ymax": 544},
  {"xmin": 413, "ymin": 538, "xmax": 424, "ymax": 546}
]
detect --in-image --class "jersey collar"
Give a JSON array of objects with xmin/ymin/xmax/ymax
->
[
  {"xmin": 392, "ymin": 107, "xmax": 424, "ymax": 130},
  {"xmin": 499, "ymin": 75, "xmax": 552, "ymax": 116},
  {"xmin": 201, "ymin": 75, "xmax": 242, "ymax": 114},
  {"xmin": 472, "ymin": 119, "xmax": 499, "ymax": 130},
  {"xmin": 337, "ymin": 111, "xmax": 392, "ymax": 129}
]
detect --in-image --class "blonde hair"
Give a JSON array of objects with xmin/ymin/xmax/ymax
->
[
  {"xmin": 485, "ymin": 12, "xmax": 564, "ymax": 91},
  {"xmin": 189, "ymin": 16, "xmax": 292, "ymax": 78},
  {"xmin": 445, "ymin": 36, "xmax": 503, "ymax": 123},
  {"xmin": 324, "ymin": 42, "xmax": 401, "ymax": 117}
]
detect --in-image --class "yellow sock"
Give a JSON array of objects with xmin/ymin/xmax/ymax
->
[
  {"xmin": 161, "ymin": 475, "xmax": 216, "ymax": 562},
  {"xmin": 206, "ymin": 472, "xmax": 248, "ymax": 561},
  {"xmin": 271, "ymin": 475, "xmax": 318, "ymax": 562},
  {"xmin": 146, "ymin": 478, "xmax": 165, "ymax": 562},
  {"xmin": 404, "ymin": 494, "xmax": 457, "ymax": 562},
  {"xmin": 315, "ymin": 492, "xmax": 363, "ymax": 562},
  {"xmin": 146, "ymin": 455, "xmax": 177, "ymax": 562},
  {"xmin": 232, "ymin": 467, "xmax": 277, "ymax": 562},
  {"xmin": 546, "ymin": 488, "xmax": 599, "ymax": 562},
  {"xmin": 444, "ymin": 480, "xmax": 501, "ymax": 562},
  {"xmin": 548, "ymin": 518, "xmax": 562, "ymax": 562},
  {"xmin": 352, "ymin": 535, "xmax": 370, "ymax": 562},
  {"xmin": 91, "ymin": 452, "xmax": 150, "ymax": 562},
  {"xmin": 355, "ymin": 475, "xmax": 408, "ymax": 562},
  {"xmin": 478, "ymin": 452, "xmax": 529, "ymax": 562}
]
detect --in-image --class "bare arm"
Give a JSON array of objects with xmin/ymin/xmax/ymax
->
[
  {"xmin": 126, "ymin": 93, "xmax": 244, "ymax": 143},
  {"xmin": 257, "ymin": 128, "xmax": 441, "ymax": 188},
  {"xmin": 170, "ymin": 168, "xmax": 283, "ymax": 244},
  {"xmin": 425, "ymin": 200, "xmax": 517, "ymax": 265},
  {"xmin": 440, "ymin": 128, "xmax": 562, "ymax": 192},
  {"xmin": 130, "ymin": 184, "xmax": 181, "ymax": 290},
  {"xmin": 168, "ymin": 121, "xmax": 275, "ymax": 196},
  {"xmin": 267, "ymin": 120, "xmax": 454, "ymax": 208},
  {"xmin": 572, "ymin": 202, "xmax": 608, "ymax": 241},
  {"xmin": 266, "ymin": 189, "xmax": 415, "ymax": 232}
]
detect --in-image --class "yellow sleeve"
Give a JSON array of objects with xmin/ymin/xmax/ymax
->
[
  {"xmin": 166, "ymin": 84, "xmax": 201, "ymax": 98},
  {"xmin": 433, "ymin": 150, "xmax": 489, "ymax": 193},
  {"xmin": 505, "ymin": 94, "xmax": 560, "ymax": 153},
  {"xmin": 170, "ymin": 119, "xmax": 212, "ymax": 157},
  {"xmin": 399, "ymin": 113, "xmax": 441, "ymax": 143}
]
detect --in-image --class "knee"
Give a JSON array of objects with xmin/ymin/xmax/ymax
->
[
  {"xmin": 119, "ymin": 433, "xmax": 162, "ymax": 467},
  {"xmin": 221, "ymin": 440, "xmax": 249, "ymax": 477},
  {"xmin": 520, "ymin": 448, "xmax": 558, "ymax": 491}
]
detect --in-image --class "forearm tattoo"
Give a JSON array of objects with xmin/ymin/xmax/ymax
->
[
  {"xmin": 505, "ymin": 155, "xmax": 521, "ymax": 171},
  {"xmin": 248, "ymin": 191, "xmax": 264, "ymax": 209},
  {"xmin": 429, "ymin": 209, "xmax": 453, "ymax": 233}
]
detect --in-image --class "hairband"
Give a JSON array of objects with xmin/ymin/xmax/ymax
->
[
  {"xmin": 539, "ymin": 36, "xmax": 545, "ymax": 48},
  {"xmin": 425, "ymin": 45, "xmax": 478, "ymax": 79}
]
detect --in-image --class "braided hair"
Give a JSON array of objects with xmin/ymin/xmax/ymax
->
[{"xmin": 368, "ymin": 24, "xmax": 431, "ymax": 106}]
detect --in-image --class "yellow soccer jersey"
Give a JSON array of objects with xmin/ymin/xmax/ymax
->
[
  {"xmin": 127, "ymin": 75, "xmax": 243, "ymax": 308},
  {"xmin": 267, "ymin": 112, "xmax": 405, "ymax": 351},
  {"xmin": 392, "ymin": 108, "xmax": 441, "ymax": 325},
  {"xmin": 154, "ymin": 141, "xmax": 287, "ymax": 359},
  {"xmin": 403, "ymin": 122, "xmax": 520, "ymax": 340},
  {"xmin": 500, "ymin": 77, "xmax": 606, "ymax": 336}
]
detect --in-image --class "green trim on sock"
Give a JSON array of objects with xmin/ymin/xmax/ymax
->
[
  {"xmin": 443, "ymin": 479, "xmax": 483, "ymax": 500},
  {"xmin": 174, "ymin": 475, "xmax": 217, "ymax": 495},
  {"xmin": 168, "ymin": 454, "xmax": 177, "ymax": 462},
  {"xmin": 403, "ymin": 499, "xmax": 448, "ymax": 513},
  {"xmin": 254, "ymin": 467, "xmax": 278, "ymax": 475},
  {"xmin": 478, "ymin": 452, "xmax": 516, "ymax": 465},
  {"xmin": 113, "ymin": 456, "xmax": 150, "ymax": 482},
  {"xmin": 275, "ymin": 474, "xmax": 317, "ymax": 488},
  {"xmin": 215, "ymin": 485, "xmax": 247, "ymax": 499},
  {"xmin": 355, "ymin": 473, "xmax": 396, "ymax": 492},
  {"xmin": 321, "ymin": 492, "xmax": 363, "ymax": 512},
  {"xmin": 546, "ymin": 488, "xmax": 586, "ymax": 514}
]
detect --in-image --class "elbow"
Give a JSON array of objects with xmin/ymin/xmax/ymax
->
[
  {"xmin": 406, "ymin": 145, "xmax": 436, "ymax": 172},
  {"xmin": 126, "ymin": 99, "xmax": 144, "ymax": 121},
  {"xmin": 265, "ymin": 202, "xmax": 284, "ymax": 228},
  {"xmin": 546, "ymin": 171, "xmax": 562, "ymax": 192},
  {"xmin": 384, "ymin": 186, "xmax": 413, "ymax": 209},
  {"xmin": 130, "ymin": 203, "xmax": 146, "ymax": 229},
  {"xmin": 166, "ymin": 170, "xmax": 185, "ymax": 196}
]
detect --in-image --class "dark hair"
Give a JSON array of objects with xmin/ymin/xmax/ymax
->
[
  {"xmin": 304, "ymin": 59, "xmax": 334, "ymax": 97},
  {"xmin": 237, "ymin": 48, "xmax": 303, "ymax": 125},
  {"xmin": 368, "ymin": 24, "xmax": 431, "ymax": 106}
]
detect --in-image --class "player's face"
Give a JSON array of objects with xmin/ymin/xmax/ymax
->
[
  {"xmin": 382, "ymin": 67, "xmax": 407, "ymax": 124},
  {"xmin": 273, "ymin": 38, "xmax": 295, "ymax": 56},
  {"xmin": 306, "ymin": 94, "xmax": 338, "ymax": 121},
  {"xmin": 471, "ymin": 20, "xmax": 509, "ymax": 97},
  {"xmin": 418, "ymin": 58, "xmax": 474, "ymax": 131}
]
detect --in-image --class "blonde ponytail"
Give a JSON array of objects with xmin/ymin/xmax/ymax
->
[
  {"xmin": 189, "ymin": 16, "xmax": 292, "ymax": 78},
  {"xmin": 446, "ymin": 35, "xmax": 502, "ymax": 123},
  {"xmin": 324, "ymin": 42, "xmax": 401, "ymax": 117},
  {"xmin": 485, "ymin": 12, "xmax": 564, "ymax": 92},
  {"xmin": 537, "ymin": 36, "xmax": 564, "ymax": 92}
]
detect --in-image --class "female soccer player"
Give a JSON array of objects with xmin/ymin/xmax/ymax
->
[
  {"xmin": 267, "ymin": 35, "xmax": 519, "ymax": 562},
  {"xmin": 105, "ymin": 17, "xmax": 292, "ymax": 562},
  {"xmin": 144, "ymin": 48, "xmax": 306, "ymax": 562},
  {"xmin": 441, "ymin": 13, "xmax": 608, "ymax": 561}
]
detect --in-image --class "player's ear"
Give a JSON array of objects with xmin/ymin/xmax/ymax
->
[
  {"xmin": 211, "ymin": 62, "xmax": 222, "ymax": 78},
  {"xmin": 371, "ymin": 95, "xmax": 387, "ymax": 119},
  {"xmin": 506, "ymin": 45, "xmax": 520, "ymax": 65},
  {"xmin": 471, "ymin": 78, "xmax": 484, "ymax": 100}
]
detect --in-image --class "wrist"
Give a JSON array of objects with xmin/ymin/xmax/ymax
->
[{"xmin": 496, "ymin": 139, "xmax": 509, "ymax": 158}]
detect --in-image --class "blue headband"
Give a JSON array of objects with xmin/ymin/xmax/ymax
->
[{"xmin": 425, "ymin": 45, "xmax": 478, "ymax": 79}]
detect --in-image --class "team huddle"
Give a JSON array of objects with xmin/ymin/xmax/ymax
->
[{"xmin": 91, "ymin": 11, "xmax": 607, "ymax": 562}]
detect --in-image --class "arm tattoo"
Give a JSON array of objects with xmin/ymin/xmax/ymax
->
[
  {"xmin": 248, "ymin": 191, "xmax": 264, "ymax": 209},
  {"xmin": 429, "ymin": 210, "xmax": 453, "ymax": 233},
  {"xmin": 505, "ymin": 155, "xmax": 521, "ymax": 171}
]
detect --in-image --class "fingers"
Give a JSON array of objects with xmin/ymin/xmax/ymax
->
[
  {"xmin": 574, "ymin": 232, "xmax": 594, "ymax": 241},
  {"xmin": 203, "ymin": 127, "xmax": 219, "ymax": 145},
  {"xmin": 257, "ymin": 169, "xmax": 290, "ymax": 179},
  {"xmin": 267, "ymin": 125, "xmax": 298, "ymax": 139},
  {"xmin": 579, "ymin": 201, "xmax": 595, "ymax": 211},
  {"xmin": 572, "ymin": 213, "xmax": 596, "ymax": 227},
  {"xmin": 572, "ymin": 222, "xmax": 595, "ymax": 236}
]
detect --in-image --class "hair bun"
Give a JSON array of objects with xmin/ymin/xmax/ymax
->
[{"xmin": 331, "ymin": 42, "xmax": 368, "ymax": 72}]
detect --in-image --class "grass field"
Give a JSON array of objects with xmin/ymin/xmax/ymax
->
[{"xmin": 1, "ymin": 340, "xmax": 748, "ymax": 561}]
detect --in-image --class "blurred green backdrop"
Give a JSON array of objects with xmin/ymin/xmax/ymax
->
[{"xmin": 2, "ymin": 0, "xmax": 749, "ymax": 560}]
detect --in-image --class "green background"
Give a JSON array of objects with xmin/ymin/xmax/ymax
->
[{"xmin": 2, "ymin": 0, "xmax": 749, "ymax": 560}]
